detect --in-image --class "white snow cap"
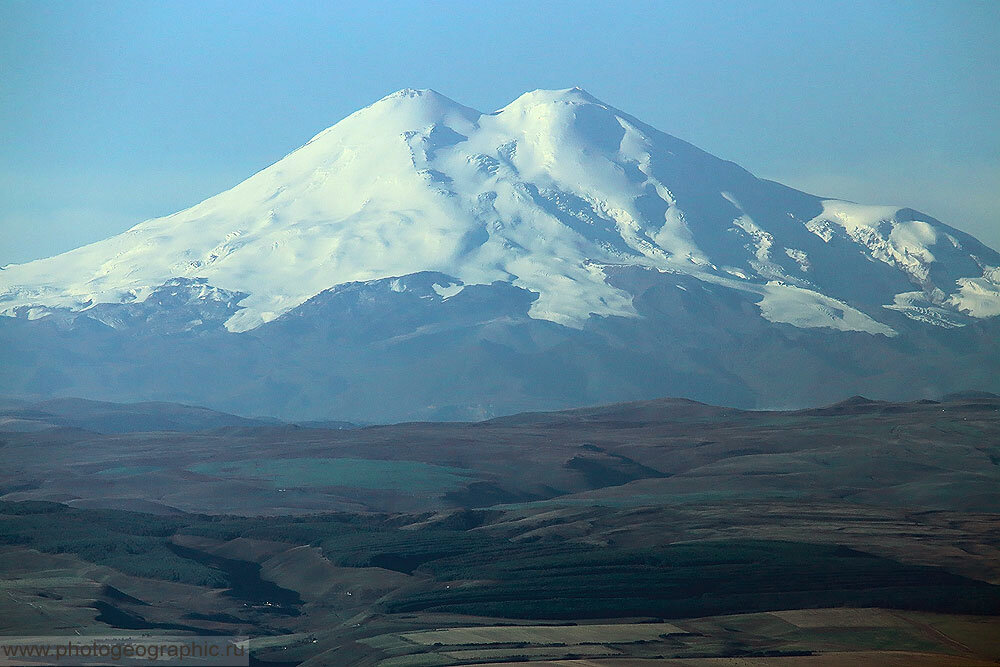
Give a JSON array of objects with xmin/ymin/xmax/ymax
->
[{"xmin": 2, "ymin": 87, "xmax": 998, "ymax": 335}]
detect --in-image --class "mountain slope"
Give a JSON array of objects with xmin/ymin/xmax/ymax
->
[{"xmin": 1, "ymin": 88, "xmax": 998, "ymax": 420}]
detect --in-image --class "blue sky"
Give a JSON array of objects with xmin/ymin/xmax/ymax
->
[{"xmin": 2, "ymin": 0, "xmax": 998, "ymax": 264}]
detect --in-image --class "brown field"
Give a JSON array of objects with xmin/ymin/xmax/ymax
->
[
  {"xmin": 770, "ymin": 609, "xmax": 910, "ymax": 628},
  {"xmin": 442, "ymin": 645, "xmax": 623, "ymax": 660},
  {"xmin": 401, "ymin": 622, "xmax": 687, "ymax": 646},
  {"xmin": 462, "ymin": 653, "xmax": 997, "ymax": 666}
]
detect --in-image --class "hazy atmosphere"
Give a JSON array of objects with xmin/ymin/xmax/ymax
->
[{"xmin": 2, "ymin": 0, "xmax": 998, "ymax": 265}]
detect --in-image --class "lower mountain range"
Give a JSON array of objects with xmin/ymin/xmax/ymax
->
[{"xmin": 2, "ymin": 269, "xmax": 999, "ymax": 422}]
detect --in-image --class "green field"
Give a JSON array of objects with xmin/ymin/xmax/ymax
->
[
  {"xmin": 381, "ymin": 538, "xmax": 1000, "ymax": 620},
  {"xmin": 95, "ymin": 465, "xmax": 162, "ymax": 477},
  {"xmin": 189, "ymin": 457, "xmax": 473, "ymax": 491}
]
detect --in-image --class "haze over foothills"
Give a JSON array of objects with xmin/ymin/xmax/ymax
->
[{"xmin": 2, "ymin": 1, "xmax": 999, "ymax": 266}]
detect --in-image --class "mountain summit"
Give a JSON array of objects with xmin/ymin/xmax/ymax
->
[{"xmin": 2, "ymin": 89, "xmax": 999, "ymax": 420}]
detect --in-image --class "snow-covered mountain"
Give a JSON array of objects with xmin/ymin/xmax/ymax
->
[
  {"xmin": 4, "ymin": 87, "xmax": 999, "ymax": 334},
  {"xmin": 2, "ymin": 88, "xmax": 999, "ymax": 420}
]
